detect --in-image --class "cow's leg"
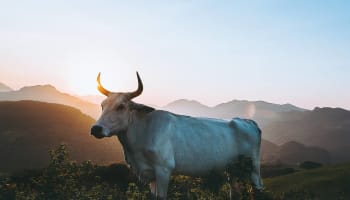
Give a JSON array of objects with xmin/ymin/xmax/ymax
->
[
  {"xmin": 149, "ymin": 181, "xmax": 156, "ymax": 196},
  {"xmin": 154, "ymin": 166, "xmax": 171, "ymax": 200},
  {"xmin": 251, "ymin": 167, "xmax": 264, "ymax": 200},
  {"xmin": 250, "ymin": 159, "xmax": 263, "ymax": 190}
]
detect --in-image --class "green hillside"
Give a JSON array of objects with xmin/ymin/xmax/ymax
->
[{"xmin": 264, "ymin": 162, "xmax": 350, "ymax": 199}]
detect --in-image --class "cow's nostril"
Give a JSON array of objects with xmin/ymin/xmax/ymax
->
[{"xmin": 91, "ymin": 125, "xmax": 103, "ymax": 135}]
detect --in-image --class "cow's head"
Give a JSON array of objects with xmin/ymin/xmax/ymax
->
[{"xmin": 91, "ymin": 72, "xmax": 151, "ymax": 139}]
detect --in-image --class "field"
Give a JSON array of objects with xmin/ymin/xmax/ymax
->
[{"xmin": 264, "ymin": 162, "xmax": 350, "ymax": 199}]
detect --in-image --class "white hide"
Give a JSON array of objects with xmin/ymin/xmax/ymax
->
[{"xmin": 115, "ymin": 109, "xmax": 263, "ymax": 198}]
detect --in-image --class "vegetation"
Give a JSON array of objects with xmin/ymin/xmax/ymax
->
[
  {"xmin": 0, "ymin": 144, "xmax": 349, "ymax": 199},
  {"xmin": 299, "ymin": 161, "xmax": 322, "ymax": 170},
  {"xmin": 264, "ymin": 162, "xmax": 350, "ymax": 199},
  {"xmin": 0, "ymin": 144, "xmax": 274, "ymax": 200}
]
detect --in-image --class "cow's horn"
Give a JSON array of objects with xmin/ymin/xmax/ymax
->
[
  {"xmin": 128, "ymin": 71, "xmax": 143, "ymax": 99},
  {"xmin": 97, "ymin": 72, "xmax": 111, "ymax": 96}
]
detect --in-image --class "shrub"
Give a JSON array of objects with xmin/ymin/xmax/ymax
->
[
  {"xmin": 299, "ymin": 161, "xmax": 323, "ymax": 169},
  {"xmin": 0, "ymin": 144, "xmax": 274, "ymax": 200}
]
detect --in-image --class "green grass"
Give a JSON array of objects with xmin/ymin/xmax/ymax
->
[{"xmin": 264, "ymin": 162, "xmax": 350, "ymax": 199}]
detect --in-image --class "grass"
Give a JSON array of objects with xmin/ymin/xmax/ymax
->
[{"xmin": 264, "ymin": 162, "xmax": 350, "ymax": 199}]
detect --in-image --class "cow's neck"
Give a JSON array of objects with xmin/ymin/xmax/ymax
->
[
  {"xmin": 117, "ymin": 132, "xmax": 135, "ymax": 168},
  {"xmin": 117, "ymin": 131, "xmax": 129, "ymax": 151},
  {"xmin": 116, "ymin": 110, "xmax": 146, "ymax": 153}
]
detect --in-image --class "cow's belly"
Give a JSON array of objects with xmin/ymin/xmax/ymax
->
[{"xmin": 172, "ymin": 129, "xmax": 241, "ymax": 175}]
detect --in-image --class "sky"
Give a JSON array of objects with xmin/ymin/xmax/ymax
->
[{"xmin": 0, "ymin": 0, "xmax": 349, "ymax": 109}]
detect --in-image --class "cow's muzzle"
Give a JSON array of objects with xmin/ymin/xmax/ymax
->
[{"xmin": 91, "ymin": 125, "xmax": 104, "ymax": 139}]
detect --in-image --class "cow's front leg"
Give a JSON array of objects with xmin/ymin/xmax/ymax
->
[
  {"xmin": 149, "ymin": 181, "xmax": 156, "ymax": 196},
  {"xmin": 153, "ymin": 166, "xmax": 171, "ymax": 200}
]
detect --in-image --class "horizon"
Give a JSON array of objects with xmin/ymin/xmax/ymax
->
[
  {"xmin": 1, "ymin": 1, "xmax": 350, "ymax": 110},
  {"xmin": 0, "ymin": 81, "xmax": 348, "ymax": 111}
]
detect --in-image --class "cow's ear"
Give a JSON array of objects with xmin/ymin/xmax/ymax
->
[{"xmin": 129, "ymin": 102, "xmax": 155, "ymax": 114}]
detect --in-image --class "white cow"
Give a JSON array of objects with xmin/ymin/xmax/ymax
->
[{"xmin": 91, "ymin": 72, "xmax": 263, "ymax": 199}]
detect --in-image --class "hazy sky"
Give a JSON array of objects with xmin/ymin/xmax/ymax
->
[{"xmin": 0, "ymin": 1, "xmax": 349, "ymax": 109}]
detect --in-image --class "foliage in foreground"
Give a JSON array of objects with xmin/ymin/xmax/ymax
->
[
  {"xmin": 3, "ymin": 144, "xmax": 349, "ymax": 200},
  {"xmin": 0, "ymin": 144, "xmax": 276, "ymax": 199}
]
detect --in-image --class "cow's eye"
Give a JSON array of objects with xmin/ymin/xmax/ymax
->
[{"xmin": 116, "ymin": 105, "xmax": 125, "ymax": 111}]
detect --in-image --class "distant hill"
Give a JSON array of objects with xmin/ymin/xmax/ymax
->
[
  {"xmin": 0, "ymin": 85, "xmax": 100, "ymax": 118},
  {"xmin": 0, "ymin": 101, "xmax": 123, "ymax": 172},
  {"xmin": 163, "ymin": 99, "xmax": 307, "ymax": 126},
  {"xmin": 163, "ymin": 99, "xmax": 211, "ymax": 117},
  {"xmin": 0, "ymin": 82, "xmax": 13, "ymax": 92},
  {"xmin": 261, "ymin": 140, "xmax": 330, "ymax": 165},
  {"xmin": 277, "ymin": 141, "xmax": 331, "ymax": 165},
  {"xmin": 264, "ymin": 162, "xmax": 350, "ymax": 199},
  {"xmin": 263, "ymin": 107, "xmax": 350, "ymax": 163}
]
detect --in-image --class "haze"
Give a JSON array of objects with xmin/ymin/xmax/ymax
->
[{"xmin": 0, "ymin": 1, "xmax": 349, "ymax": 109}]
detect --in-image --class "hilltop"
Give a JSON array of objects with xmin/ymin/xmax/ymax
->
[
  {"xmin": 0, "ymin": 85, "xmax": 100, "ymax": 118},
  {"xmin": 0, "ymin": 82, "xmax": 13, "ymax": 92},
  {"xmin": 0, "ymin": 101, "xmax": 123, "ymax": 172}
]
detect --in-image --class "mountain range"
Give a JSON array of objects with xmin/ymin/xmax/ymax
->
[
  {"xmin": 0, "ymin": 84, "xmax": 308, "ymax": 125},
  {"xmin": 0, "ymin": 82, "xmax": 349, "ymax": 166},
  {"xmin": 0, "ymin": 101, "xmax": 330, "ymax": 172},
  {"xmin": 263, "ymin": 107, "xmax": 350, "ymax": 163},
  {"xmin": 0, "ymin": 84, "xmax": 100, "ymax": 118},
  {"xmin": 163, "ymin": 99, "xmax": 307, "ymax": 126}
]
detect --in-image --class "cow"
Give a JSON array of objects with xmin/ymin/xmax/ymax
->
[{"xmin": 91, "ymin": 72, "xmax": 263, "ymax": 199}]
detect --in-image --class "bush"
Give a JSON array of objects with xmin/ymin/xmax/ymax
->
[
  {"xmin": 299, "ymin": 161, "xmax": 323, "ymax": 170},
  {"xmin": 0, "ymin": 144, "xmax": 273, "ymax": 200}
]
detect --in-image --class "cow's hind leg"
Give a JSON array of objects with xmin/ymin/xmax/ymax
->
[
  {"xmin": 153, "ymin": 166, "xmax": 171, "ymax": 200},
  {"xmin": 149, "ymin": 181, "xmax": 156, "ymax": 195},
  {"xmin": 250, "ymin": 159, "xmax": 263, "ymax": 190}
]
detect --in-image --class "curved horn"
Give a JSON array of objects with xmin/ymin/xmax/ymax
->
[
  {"xmin": 128, "ymin": 71, "xmax": 143, "ymax": 99},
  {"xmin": 97, "ymin": 72, "xmax": 111, "ymax": 96}
]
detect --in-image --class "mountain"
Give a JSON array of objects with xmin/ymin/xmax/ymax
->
[
  {"xmin": 162, "ymin": 99, "xmax": 307, "ymax": 126},
  {"xmin": 0, "ymin": 82, "xmax": 13, "ymax": 92},
  {"xmin": 277, "ymin": 141, "xmax": 331, "ymax": 165},
  {"xmin": 261, "ymin": 140, "xmax": 330, "ymax": 165},
  {"xmin": 212, "ymin": 100, "xmax": 306, "ymax": 126},
  {"xmin": 0, "ymin": 85, "xmax": 100, "ymax": 118},
  {"xmin": 163, "ymin": 99, "xmax": 211, "ymax": 116},
  {"xmin": 79, "ymin": 94, "xmax": 105, "ymax": 105},
  {"xmin": 263, "ymin": 107, "xmax": 350, "ymax": 163},
  {"xmin": 0, "ymin": 101, "xmax": 123, "ymax": 172},
  {"xmin": 260, "ymin": 139, "xmax": 279, "ymax": 163}
]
